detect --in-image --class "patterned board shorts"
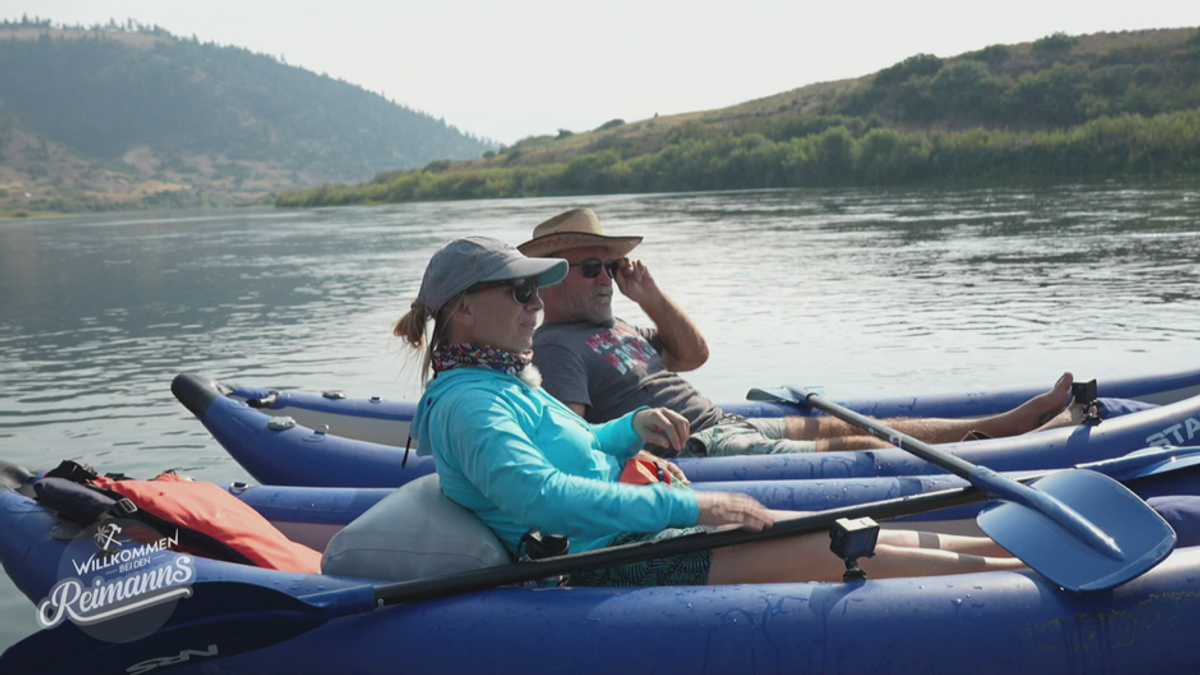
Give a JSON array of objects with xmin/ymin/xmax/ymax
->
[
  {"xmin": 680, "ymin": 414, "xmax": 818, "ymax": 457},
  {"xmin": 568, "ymin": 526, "xmax": 712, "ymax": 587}
]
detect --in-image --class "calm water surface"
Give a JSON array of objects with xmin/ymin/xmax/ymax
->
[{"xmin": 2, "ymin": 182, "xmax": 1199, "ymax": 648}]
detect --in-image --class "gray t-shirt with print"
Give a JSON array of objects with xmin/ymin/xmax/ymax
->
[{"xmin": 532, "ymin": 319, "xmax": 724, "ymax": 431}]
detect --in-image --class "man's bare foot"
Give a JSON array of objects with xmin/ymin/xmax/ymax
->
[
  {"xmin": 1024, "ymin": 371, "xmax": 1075, "ymax": 430},
  {"xmin": 974, "ymin": 372, "xmax": 1074, "ymax": 438},
  {"xmin": 1032, "ymin": 402, "xmax": 1085, "ymax": 433},
  {"xmin": 1033, "ymin": 372, "xmax": 1074, "ymax": 421}
]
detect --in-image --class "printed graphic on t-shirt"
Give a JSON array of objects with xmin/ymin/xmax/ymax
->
[{"xmin": 584, "ymin": 324, "xmax": 656, "ymax": 375}]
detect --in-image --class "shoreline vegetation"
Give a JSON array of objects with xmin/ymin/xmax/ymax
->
[
  {"xmin": 277, "ymin": 110, "xmax": 1200, "ymax": 206},
  {"xmin": 278, "ymin": 27, "xmax": 1200, "ymax": 208}
]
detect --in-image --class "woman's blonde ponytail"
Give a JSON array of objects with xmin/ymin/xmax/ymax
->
[
  {"xmin": 393, "ymin": 298, "xmax": 430, "ymax": 349},
  {"xmin": 393, "ymin": 294, "xmax": 465, "ymax": 386}
]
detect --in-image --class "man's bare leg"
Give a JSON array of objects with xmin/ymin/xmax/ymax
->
[{"xmin": 784, "ymin": 372, "xmax": 1075, "ymax": 445}]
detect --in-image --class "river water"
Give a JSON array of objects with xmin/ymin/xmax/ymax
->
[{"xmin": 2, "ymin": 181, "xmax": 1199, "ymax": 649}]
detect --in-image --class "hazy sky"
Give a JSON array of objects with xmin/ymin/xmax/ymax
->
[{"xmin": 4, "ymin": 1, "xmax": 1197, "ymax": 144}]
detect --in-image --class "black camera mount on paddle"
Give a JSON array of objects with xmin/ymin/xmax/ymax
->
[
  {"xmin": 830, "ymin": 517, "xmax": 879, "ymax": 582},
  {"xmin": 1071, "ymin": 379, "xmax": 1102, "ymax": 426}
]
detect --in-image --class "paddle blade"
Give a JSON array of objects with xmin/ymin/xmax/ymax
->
[
  {"xmin": 977, "ymin": 470, "xmax": 1176, "ymax": 592},
  {"xmin": 1084, "ymin": 446, "xmax": 1200, "ymax": 481}
]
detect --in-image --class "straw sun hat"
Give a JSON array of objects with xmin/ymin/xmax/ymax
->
[{"xmin": 517, "ymin": 208, "xmax": 642, "ymax": 258}]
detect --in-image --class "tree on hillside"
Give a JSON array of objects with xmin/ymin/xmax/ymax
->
[
  {"xmin": 930, "ymin": 60, "xmax": 1007, "ymax": 118},
  {"xmin": 965, "ymin": 44, "xmax": 1010, "ymax": 68},
  {"xmin": 1032, "ymin": 32, "xmax": 1079, "ymax": 55},
  {"xmin": 874, "ymin": 53, "xmax": 944, "ymax": 87},
  {"xmin": 1001, "ymin": 64, "xmax": 1090, "ymax": 126}
]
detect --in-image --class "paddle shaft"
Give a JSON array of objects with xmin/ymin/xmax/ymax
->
[
  {"xmin": 792, "ymin": 391, "xmax": 979, "ymax": 477},
  {"xmin": 376, "ymin": 443, "xmax": 1200, "ymax": 605},
  {"xmin": 372, "ymin": 441, "xmax": 1200, "ymax": 607},
  {"xmin": 788, "ymin": 387, "xmax": 1123, "ymax": 559},
  {"xmin": 371, "ymin": 484, "xmax": 990, "ymax": 606}
]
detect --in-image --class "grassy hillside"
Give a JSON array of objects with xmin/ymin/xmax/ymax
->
[
  {"xmin": 0, "ymin": 18, "xmax": 494, "ymax": 214},
  {"xmin": 278, "ymin": 27, "xmax": 1200, "ymax": 207}
]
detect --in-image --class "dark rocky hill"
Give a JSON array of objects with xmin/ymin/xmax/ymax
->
[{"xmin": 0, "ymin": 19, "xmax": 494, "ymax": 213}]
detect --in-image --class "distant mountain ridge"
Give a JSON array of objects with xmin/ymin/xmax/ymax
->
[{"xmin": 0, "ymin": 19, "xmax": 494, "ymax": 213}]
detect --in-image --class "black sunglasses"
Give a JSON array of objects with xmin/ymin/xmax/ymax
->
[
  {"xmin": 571, "ymin": 258, "xmax": 622, "ymax": 279},
  {"xmin": 466, "ymin": 277, "xmax": 539, "ymax": 304}
]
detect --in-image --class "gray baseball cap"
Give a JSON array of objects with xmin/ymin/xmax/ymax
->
[{"xmin": 417, "ymin": 236, "xmax": 569, "ymax": 314}]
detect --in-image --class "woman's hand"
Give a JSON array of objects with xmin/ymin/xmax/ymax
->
[
  {"xmin": 633, "ymin": 449, "xmax": 689, "ymax": 484},
  {"xmin": 695, "ymin": 491, "xmax": 775, "ymax": 531},
  {"xmin": 632, "ymin": 407, "xmax": 690, "ymax": 454}
]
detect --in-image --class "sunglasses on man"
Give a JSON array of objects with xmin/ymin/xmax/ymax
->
[
  {"xmin": 467, "ymin": 277, "xmax": 539, "ymax": 304},
  {"xmin": 571, "ymin": 258, "xmax": 622, "ymax": 279}
]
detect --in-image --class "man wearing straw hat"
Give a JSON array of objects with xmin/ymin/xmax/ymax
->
[{"xmin": 519, "ymin": 208, "xmax": 1078, "ymax": 458}]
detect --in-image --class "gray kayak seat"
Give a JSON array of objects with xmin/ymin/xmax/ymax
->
[{"xmin": 322, "ymin": 473, "xmax": 510, "ymax": 581}]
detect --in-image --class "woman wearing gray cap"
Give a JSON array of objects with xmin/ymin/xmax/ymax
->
[{"xmin": 396, "ymin": 236, "xmax": 1023, "ymax": 586}]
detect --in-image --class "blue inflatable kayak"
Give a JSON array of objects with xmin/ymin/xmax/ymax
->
[
  {"xmin": 172, "ymin": 370, "xmax": 1200, "ymax": 487},
  {"xmin": 5, "ymin": 450, "xmax": 1200, "ymax": 674}
]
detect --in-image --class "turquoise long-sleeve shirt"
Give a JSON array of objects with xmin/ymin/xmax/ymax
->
[{"xmin": 411, "ymin": 367, "xmax": 700, "ymax": 554}]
